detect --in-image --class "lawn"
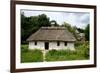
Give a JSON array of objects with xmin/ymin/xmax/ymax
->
[
  {"xmin": 21, "ymin": 45, "xmax": 43, "ymax": 63},
  {"xmin": 45, "ymin": 44, "xmax": 89, "ymax": 61},
  {"xmin": 21, "ymin": 42, "xmax": 89, "ymax": 63}
]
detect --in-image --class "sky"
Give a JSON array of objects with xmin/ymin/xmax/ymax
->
[{"xmin": 21, "ymin": 10, "xmax": 90, "ymax": 29}]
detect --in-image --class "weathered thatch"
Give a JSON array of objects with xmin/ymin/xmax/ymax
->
[{"xmin": 27, "ymin": 27, "xmax": 76, "ymax": 42}]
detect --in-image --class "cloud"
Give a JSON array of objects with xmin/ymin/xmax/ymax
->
[
  {"xmin": 61, "ymin": 12, "xmax": 90, "ymax": 28},
  {"xmin": 79, "ymin": 14, "xmax": 90, "ymax": 24}
]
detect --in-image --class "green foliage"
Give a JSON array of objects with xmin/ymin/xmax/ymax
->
[
  {"xmin": 21, "ymin": 45, "xmax": 43, "ymax": 63},
  {"xmin": 45, "ymin": 42, "xmax": 89, "ymax": 61},
  {"xmin": 21, "ymin": 45, "xmax": 28, "ymax": 52},
  {"xmin": 77, "ymin": 28, "xmax": 84, "ymax": 33},
  {"xmin": 38, "ymin": 14, "xmax": 51, "ymax": 27},
  {"xmin": 21, "ymin": 42, "xmax": 89, "ymax": 62},
  {"xmin": 62, "ymin": 22, "xmax": 78, "ymax": 40},
  {"xmin": 21, "ymin": 13, "xmax": 61, "ymax": 44},
  {"xmin": 62, "ymin": 22, "xmax": 74, "ymax": 33},
  {"xmin": 45, "ymin": 48, "xmax": 89, "ymax": 62},
  {"xmin": 84, "ymin": 24, "xmax": 89, "ymax": 41},
  {"xmin": 46, "ymin": 49, "xmax": 71, "ymax": 61},
  {"xmin": 21, "ymin": 49, "xmax": 43, "ymax": 63},
  {"xmin": 75, "ymin": 41, "xmax": 84, "ymax": 47},
  {"xmin": 21, "ymin": 13, "xmax": 51, "ymax": 44},
  {"xmin": 75, "ymin": 41, "xmax": 89, "ymax": 59}
]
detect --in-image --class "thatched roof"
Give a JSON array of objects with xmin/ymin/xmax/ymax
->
[{"xmin": 27, "ymin": 27, "xmax": 76, "ymax": 42}]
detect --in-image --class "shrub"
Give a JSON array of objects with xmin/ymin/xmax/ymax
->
[
  {"xmin": 75, "ymin": 43, "xmax": 89, "ymax": 59},
  {"xmin": 84, "ymin": 45, "xmax": 89, "ymax": 58},
  {"xmin": 75, "ymin": 41, "xmax": 83, "ymax": 47}
]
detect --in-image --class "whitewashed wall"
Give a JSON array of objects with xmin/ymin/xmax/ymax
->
[
  {"xmin": 29, "ymin": 41, "xmax": 75, "ymax": 50},
  {"xmin": 49, "ymin": 42, "xmax": 75, "ymax": 50},
  {"xmin": 29, "ymin": 41, "xmax": 44, "ymax": 50},
  {"xmin": 67, "ymin": 43, "xmax": 75, "ymax": 50},
  {"xmin": 49, "ymin": 42, "xmax": 64, "ymax": 50}
]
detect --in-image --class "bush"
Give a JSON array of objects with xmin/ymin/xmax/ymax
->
[
  {"xmin": 75, "ymin": 41, "xmax": 83, "ymax": 47},
  {"xmin": 75, "ymin": 42, "xmax": 89, "ymax": 59},
  {"xmin": 84, "ymin": 45, "xmax": 89, "ymax": 58}
]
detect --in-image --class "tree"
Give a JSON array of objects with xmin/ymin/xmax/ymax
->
[
  {"xmin": 21, "ymin": 14, "xmax": 51, "ymax": 44},
  {"xmin": 84, "ymin": 24, "xmax": 89, "ymax": 41},
  {"xmin": 76, "ymin": 28, "xmax": 84, "ymax": 33},
  {"xmin": 61, "ymin": 22, "xmax": 79, "ymax": 40},
  {"xmin": 61, "ymin": 22, "xmax": 74, "ymax": 33},
  {"xmin": 38, "ymin": 14, "xmax": 51, "ymax": 27}
]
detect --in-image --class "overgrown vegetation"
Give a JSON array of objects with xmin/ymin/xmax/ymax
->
[
  {"xmin": 21, "ymin": 44, "xmax": 28, "ymax": 52},
  {"xmin": 21, "ymin": 46, "xmax": 43, "ymax": 63},
  {"xmin": 84, "ymin": 24, "xmax": 89, "ymax": 41},
  {"xmin": 75, "ymin": 41, "xmax": 89, "ymax": 59},
  {"xmin": 45, "ymin": 42, "xmax": 89, "ymax": 61},
  {"xmin": 21, "ymin": 42, "xmax": 89, "ymax": 63}
]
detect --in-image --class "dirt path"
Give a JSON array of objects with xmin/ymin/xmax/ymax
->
[{"xmin": 42, "ymin": 50, "xmax": 48, "ymax": 62}]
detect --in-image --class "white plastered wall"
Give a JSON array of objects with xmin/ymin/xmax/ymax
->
[
  {"xmin": 29, "ymin": 41, "xmax": 44, "ymax": 50},
  {"xmin": 29, "ymin": 41, "xmax": 75, "ymax": 50},
  {"xmin": 49, "ymin": 42, "xmax": 75, "ymax": 50}
]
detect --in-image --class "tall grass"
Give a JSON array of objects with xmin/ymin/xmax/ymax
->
[
  {"xmin": 75, "ymin": 42, "xmax": 89, "ymax": 59},
  {"xmin": 21, "ymin": 45, "xmax": 43, "ymax": 63},
  {"xmin": 45, "ymin": 42, "xmax": 89, "ymax": 62},
  {"xmin": 21, "ymin": 41, "xmax": 89, "ymax": 62},
  {"xmin": 21, "ymin": 44, "xmax": 28, "ymax": 52}
]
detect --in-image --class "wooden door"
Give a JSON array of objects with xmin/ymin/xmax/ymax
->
[{"xmin": 45, "ymin": 42, "xmax": 49, "ymax": 50}]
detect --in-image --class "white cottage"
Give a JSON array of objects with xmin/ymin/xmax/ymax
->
[{"xmin": 27, "ymin": 27, "xmax": 76, "ymax": 50}]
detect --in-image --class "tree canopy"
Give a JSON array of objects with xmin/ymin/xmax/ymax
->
[
  {"xmin": 61, "ymin": 22, "xmax": 78, "ymax": 40},
  {"xmin": 84, "ymin": 24, "xmax": 89, "ymax": 41},
  {"xmin": 21, "ymin": 13, "xmax": 59, "ymax": 43}
]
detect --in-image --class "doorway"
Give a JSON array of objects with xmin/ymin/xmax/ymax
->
[{"xmin": 45, "ymin": 42, "xmax": 49, "ymax": 50}]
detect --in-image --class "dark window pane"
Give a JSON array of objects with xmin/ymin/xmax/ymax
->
[
  {"xmin": 57, "ymin": 41, "xmax": 60, "ymax": 46},
  {"xmin": 65, "ymin": 42, "xmax": 67, "ymax": 46},
  {"xmin": 35, "ymin": 41, "xmax": 37, "ymax": 45}
]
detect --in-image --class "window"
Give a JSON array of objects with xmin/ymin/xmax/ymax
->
[
  {"xmin": 57, "ymin": 41, "xmax": 60, "ymax": 46},
  {"xmin": 34, "ymin": 41, "xmax": 37, "ymax": 45},
  {"xmin": 65, "ymin": 42, "xmax": 67, "ymax": 46}
]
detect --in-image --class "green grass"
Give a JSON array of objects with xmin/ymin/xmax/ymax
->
[
  {"xmin": 21, "ymin": 47, "xmax": 43, "ymax": 63},
  {"xmin": 45, "ymin": 42, "xmax": 89, "ymax": 61},
  {"xmin": 21, "ymin": 42, "xmax": 89, "ymax": 62},
  {"xmin": 45, "ymin": 49, "xmax": 88, "ymax": 61},
  {"xmin": 21, "ymin": 44, "xmax": 28, "ymax": 52}
]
